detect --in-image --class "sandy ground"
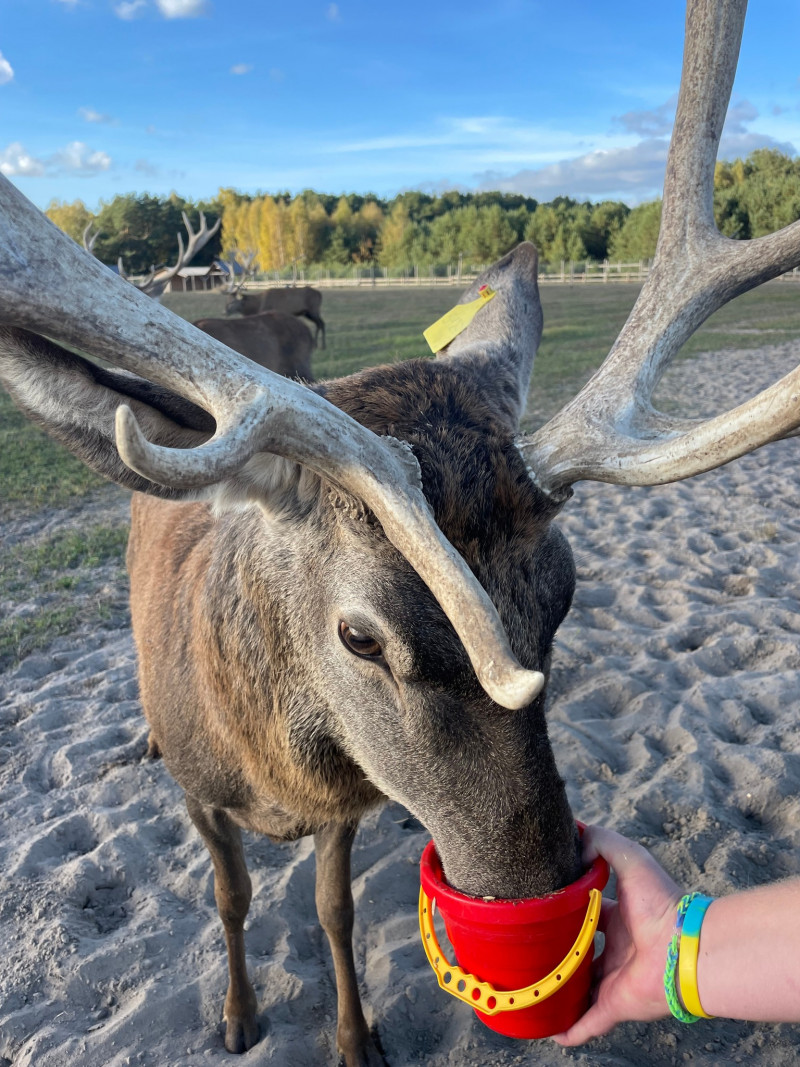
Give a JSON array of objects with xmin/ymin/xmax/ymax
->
[{"xmin": 2, "ymin": 342, "xmax": 800, "ymax": 1067}]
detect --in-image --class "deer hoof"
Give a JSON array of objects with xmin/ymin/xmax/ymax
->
[{"xmin": 223, "ymin": 1014, "xmax": 260, "ymax": 1054}]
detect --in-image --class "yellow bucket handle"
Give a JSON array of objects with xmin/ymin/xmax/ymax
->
[{"xmin": 418, "ymin": 886, "xmax": 602, "ymax": 1015}]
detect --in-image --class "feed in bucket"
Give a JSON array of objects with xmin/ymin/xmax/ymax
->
[{"xmin": 418, "ymin": 831, "xmax": 609, "ymax": 1039}]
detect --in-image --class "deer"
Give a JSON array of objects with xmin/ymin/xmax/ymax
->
[
  {"xmin": 225, "ymin": 282, "xmax": 326, "ymax": 349},
  {"xmin": 1, "ymin": 1, "xmax": 800, "ymax": 1064},
  {"xmin": 85, "ymin": 211, "xmax": 221, "ymax": 299},
  {"xmin": 192, "ymin": 311, "xmax": 315, "ymax": 381}
]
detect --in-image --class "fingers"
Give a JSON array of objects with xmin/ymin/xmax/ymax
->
[
  {"xmin": 550, "ymin": 1002, "xmax": 616, "ymax": 1047},
  {"xmin": 581, "ymin": 825, "xmax": 657, "ymax": 877}
]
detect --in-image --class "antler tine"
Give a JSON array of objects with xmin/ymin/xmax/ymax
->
[
  {"xmin": 140, "ymin": 211, "xmax": 222, "ymax": 295},
  {"xmin": 222, "ymin": 259, "xmax": 239, "ymax": 294},
  {"xmin": 521, "ymin": 0, "xmax": 800, "ymax": 496},
  {"xmin": 117, "ymin": 256, "xmax": 157, "ymax": 291},
  {"xmin": 0, "ymin": 173, "xmax": 542, "ymax": 712},
  {"xmin": 82, "ymin": 223, "xmax": 99, "ymax": 254},
  {"xmin": 181, "ymin": 209, "xmax": 222, "ymax": 263},
  {"xmin": 240, "ymin": 250, "xmax": 256, "ymax": 286}
]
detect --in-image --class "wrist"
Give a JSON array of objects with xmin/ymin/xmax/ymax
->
[{"xmin": 663, "ymin": 893, "xmax": 715, "ymax": 1024}]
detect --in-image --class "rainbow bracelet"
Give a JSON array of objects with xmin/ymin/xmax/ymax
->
[
  {"xmin": 663, "ymin": 893, "xmax": 715, "ymax": 1023},
  {"xmin": 678, "ymin": 894, "xmax": 715, "ymax": 1019}
]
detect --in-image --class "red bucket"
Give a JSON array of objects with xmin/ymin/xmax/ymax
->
[{"xmin": 419, "ymin": 833, "xmax": 608, "ymax": 1039}]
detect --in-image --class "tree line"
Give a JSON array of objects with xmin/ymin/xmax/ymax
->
[{"xmin": 46, "ymin": 149, "xmax": 800, "ymax": 276}]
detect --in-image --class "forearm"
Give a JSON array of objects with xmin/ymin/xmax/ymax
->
[{"xmin": 691, "ymin": 878, "xmax": 800, "ymax": 1021}]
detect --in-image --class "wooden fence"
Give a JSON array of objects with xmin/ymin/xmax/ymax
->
[{"xmin": 239, "ymin": 260, "xmax": 800, "ymax": 291}]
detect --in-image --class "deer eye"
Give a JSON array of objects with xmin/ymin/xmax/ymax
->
[{"xmin": 338, "ymin": 621, "xmax": 383, "ymax": 660}]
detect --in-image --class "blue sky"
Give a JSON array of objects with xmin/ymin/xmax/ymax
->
[{"xmin": 2, "ymin": 0, "xmax": 799, "ymax": 212}]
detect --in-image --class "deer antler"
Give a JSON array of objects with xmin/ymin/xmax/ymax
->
[
  {"xmin": 521, "ymin": 0, "xmax": 800, "ymax": 496},
  {"xmin": 117, "ymin": 257, "xmax": 157, "ymax": 291},
  {"xmin": 117, "ymin": 211, "xmax": 222, "ymax": 298},
  {"xmin": 223, "ymin": 250, "xmax": 256, "ymax": 294},
  {"xmin": 82, "ymin": 223, "xmax": 99, "ymax": 255},
  {"xmin": 0, "ymin": 174, "xmax": 543, "ymax": 712}
]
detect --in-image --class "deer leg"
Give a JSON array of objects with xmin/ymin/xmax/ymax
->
[
  {"xmin": 314, "ymin": 821, "xmax": 386, "ymax": 1067},
  {"xmin": 185, "ymin": 794, "xmax": 260, "ymax": 1054}
]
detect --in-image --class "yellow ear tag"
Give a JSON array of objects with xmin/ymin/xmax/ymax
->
[{"xmin": 423, "ymin": 285, "xmax": 496, "ymax": 354}]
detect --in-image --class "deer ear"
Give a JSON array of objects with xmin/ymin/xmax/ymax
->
[
  {"xmin": 0, "ymin": 327, "xmax": 215, "ymax": 499},
  {"xmin": 433, "ymin": 243, "xmax": 542, "ymax": 432},
  {"xmin": 0, "ymin": 326, "xmax": 311, "ymax": 510}
]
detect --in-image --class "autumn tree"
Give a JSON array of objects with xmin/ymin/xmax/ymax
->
[{"xmin": 45, "ymin": 198, "xmax": 95, "ymax": 246}]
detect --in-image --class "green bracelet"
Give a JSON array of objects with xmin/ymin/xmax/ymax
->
[{"xmin": 663, "ymin": 893, "xmax": 705, "ymax": 1023}]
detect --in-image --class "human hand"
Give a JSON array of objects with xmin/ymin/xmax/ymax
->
[{"xmin": 551, "ymin": 825, "xmax": 683, "ymax": 1046}]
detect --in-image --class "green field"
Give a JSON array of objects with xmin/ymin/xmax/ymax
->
[
  {"xmin": 3, "ymin": 281, "xmax": 800, "ymax": 518},
  {"xmin": 2, "ymin": 279, "xmax": 799, "ymax": 667}
]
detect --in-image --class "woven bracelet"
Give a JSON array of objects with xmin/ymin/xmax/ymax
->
[{"xmin": 664, "ymin": 893, "xmax": 706, "ymax": 1023}]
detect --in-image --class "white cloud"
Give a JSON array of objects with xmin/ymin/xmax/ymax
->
[
  {"xmin": 0, "ymin": 51, "xmax": 13, "ymax": 85},
  {"xmin": 115, "ymin": 0, "xmax": 146, "ymax": 17},
  {"xmin": 325, "ymin": 116, "xmax": 586, "ymax": 162},
  {"xmin": 79, "ymin": 106, "xmax": 114, "ymax": 124},
  {"xmin": 230, "ymin": 63, "xmax": 253, "ymax": 76},
  {"xmin": 476, "ymin": 106, "xmax": 797, "ymax": 204},
  {"xmin": 327, "ymin": 3, "xmax": 340, "ymax": 21},
  {"xmin": 52, "ymin": 141, "xmax": 112, "ymax": 173},
  {"xmin": 614, "ymin": 95, "xmax": 677, "ymax": 138},
  {"xmin": 723, "ymin": 98, "xmax": 759, "ymax": 136},
  {"xmin": 1, "ymin": 140, "xmax": 112, "ymax": 178},
  {"xmin": 0, "ymin": 143, "xmax": 45, "ymax": 177},
  {"xmin": 477, "ymin": 139, "xmax": 671, "ymax": 202},
  {"xmin": 155, "ymin": 0, "xmax": 209, "ymax": 16}
]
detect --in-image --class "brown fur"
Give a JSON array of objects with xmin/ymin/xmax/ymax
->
[
  {"xmin": 226, "ymin": 286, "xmax": 326, "ymax": 348},
  {"xmin": 193, "ymin": 311, "xmax": 314, "ymax": 381}
]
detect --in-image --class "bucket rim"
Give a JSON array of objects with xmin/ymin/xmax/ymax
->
[{"xmin": 419, "ymin": 828, "xmax": 609, "ymax": 923}]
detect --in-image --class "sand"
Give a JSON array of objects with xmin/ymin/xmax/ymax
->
[{"xmin": 2, "ymin": 341, "xmax": 800, "ymax": 1067}]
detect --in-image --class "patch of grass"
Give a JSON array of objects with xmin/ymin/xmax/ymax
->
[
  {"xmin": 0, "ymin": 523, "xmax": 130, "ymax": 670},
  {"xmin": 0, "ymin": 605, "xmax": 82, "ymax": 669},
  {"xmin": 0, "ymin": 524, "xmax": 129, "ymax": 597},
  {"xmin": 0, "ymin": 390, "xmax": 107, "ymax": 518}
]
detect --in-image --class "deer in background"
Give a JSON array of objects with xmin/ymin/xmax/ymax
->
[
  {"xmin": 2, "ymin": 2, "xmax": 800, "ymax": 1065},
  {"xmin": 226, "ymin": 282, "xmax": 326, "ymax": 349},
  {"xmin": 193, "ymin": 311, "xmax": 315, "ymax": 381},
  {"xmin": 85, "ymin": 211, "xmax": 221, "ymax": 300}
]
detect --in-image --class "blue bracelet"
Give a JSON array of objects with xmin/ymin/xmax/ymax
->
[{"xmin": 663, "ymin": 893, "xmax": 705, "ymax": 1023}]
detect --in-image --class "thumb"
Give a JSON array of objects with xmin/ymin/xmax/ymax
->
[{"xmin": 581, "ymin": 825, "xmax": 651, "ymax": 877}]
